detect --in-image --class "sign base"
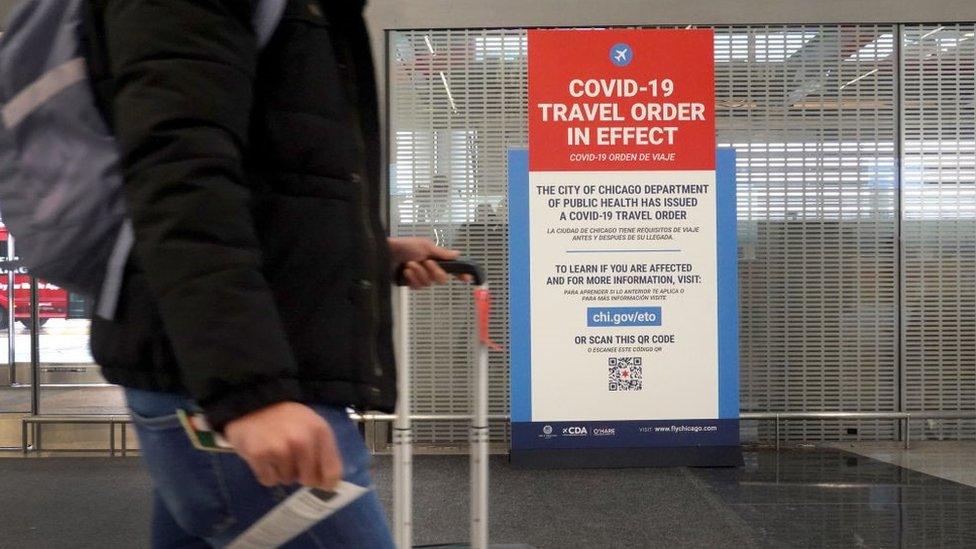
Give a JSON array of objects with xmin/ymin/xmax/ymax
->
[{"xmin": 510, "ymin": 446, "xmax": 743, "ymax": 470}]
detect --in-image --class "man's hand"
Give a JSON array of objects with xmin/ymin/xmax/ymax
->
[
  {"xmin": 224, "ymin": 402, "xmax": 342, "ymax": 490},
  {"xmin": 389, "ymin": 237, "xmax": 469, "ymax": 289}
]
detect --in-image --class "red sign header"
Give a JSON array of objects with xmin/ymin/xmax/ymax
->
[{"xmin": 528, "ymin": 29, "xmax": 715, "ymax": 172}]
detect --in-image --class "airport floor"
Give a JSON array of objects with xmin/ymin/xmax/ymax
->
[
  {"xmin": 0, "ymin": 385, "xmax": 127, "ymax": 415},
  {"xmin": 2, "ymin": 447, "xmax": 974, "ymax": 548}
]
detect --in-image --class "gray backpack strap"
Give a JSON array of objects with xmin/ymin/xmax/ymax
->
[
  {"xmin": 253, "ymin": 0, "xmax": 287, "ymax": 47},
  {"xmin": 2, "ymin": 58, "xmax": 88, "ymax": 129},
  {"xmin": 95, "ymin": 219, "xmax": 133, "ymax": 319},
  {"xmin": 0, "ymin": 0, "xmax": 287, "ymax": 321},
  {"xmin": 0, "ymin": 0, "xmax": 126, "ymax": 315}
]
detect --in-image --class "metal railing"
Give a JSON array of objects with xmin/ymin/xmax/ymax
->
[
  {"xmin": 22, "ymin": 415, "xmax": 131, "ymax": 456},
  {"xmin": 350, "ymin": 410, "xmax": 976, "ymax": 452},
  {"xmin": 18, "ymin": 410, "xmax": 976, "ymax": 455},
  {"xmin": 740, "ymin": 411, "xmax": 976, "ymax": 450}
]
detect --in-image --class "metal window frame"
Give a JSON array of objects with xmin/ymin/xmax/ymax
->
[
  {"xmin": 386, "ymin": 25, "xmax": 924, "ymax": 444},
  {"xmin": 899, "ymin": 23, "xmax": 976, "ymax": 440}
]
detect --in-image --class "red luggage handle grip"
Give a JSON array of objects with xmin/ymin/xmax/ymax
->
[
  {"xmin": 395, "ymin": 259, "xmax": 499, "ymax": 349},
  {"xmin": 395, "ymin": 259, "xmax": 486, "ymax": 286}
]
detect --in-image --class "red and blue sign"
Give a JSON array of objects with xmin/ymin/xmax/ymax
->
[{"xmin": 510, "ymin": 29, "xmax": 740, "ymax": 467}]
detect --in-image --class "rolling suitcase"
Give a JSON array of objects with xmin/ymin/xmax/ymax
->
[{"xmin": 393, "ymin": 261, "xmax": 530, "ymax": 549}]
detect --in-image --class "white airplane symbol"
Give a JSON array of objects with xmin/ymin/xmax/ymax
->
[{"xmin": 615, "ymin": 49, "xmax": 629, "ymax": 62}]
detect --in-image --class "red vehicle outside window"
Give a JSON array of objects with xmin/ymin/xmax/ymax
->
[{"xmin": 0, "ymin": 225, "xmax": 69, "ymax": 329}]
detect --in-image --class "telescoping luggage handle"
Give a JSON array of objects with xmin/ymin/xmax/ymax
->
[
  {"xmin": 395, "ymin": 259, "xmax": 486, "ymax": 287},
  {"xmin": 393, "ymin": 259, "xmax": 495, "ymax": 549}
]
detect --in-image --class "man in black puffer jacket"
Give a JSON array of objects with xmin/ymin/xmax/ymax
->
[{"xmin": 88, "ymin": 1, "xmax": 456, "ymax": 546}]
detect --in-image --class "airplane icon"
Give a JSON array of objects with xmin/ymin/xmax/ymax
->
[{"xmin": 609, "ymin": 43, "xmax": 633, "ymax": 66}]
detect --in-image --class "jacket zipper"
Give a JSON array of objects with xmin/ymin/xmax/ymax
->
[
  {"xmin": 329, "ymin": 14, "xmax": 386, "ymax": 389},
  {"xmin": 356, "ymin": 174, "xmax": 384, "ymax": 382}
]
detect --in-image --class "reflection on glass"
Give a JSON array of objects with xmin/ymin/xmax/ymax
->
[
  {"xmin": 37, "ymin": 289, "xmax": 127, "ymax": 415},
  {"xmin": 0, "ymin": 222, "xmax": 126, "ymax": 415}
]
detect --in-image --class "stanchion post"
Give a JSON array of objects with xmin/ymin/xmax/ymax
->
[
  {"xmin": 774, "ymin": 414, "xmax": 780, "ymax": 451},
  {"xmin": 6, "ymin": 235, "xmax": 16, "ymax": 386},
  {"xmin": 392, "ymin": 287, "xmax": 412, "ymax": 549},
  {"xmin": 470, "ymin": 284, "xmax": 490, "ymax": 549},
  {"xmin": 29, "ymin": 277, "xmax": 40, "ymax": 416},
  {"xmin": 904, "ymin": 415, "xmax": 911, "ymax": 450}
]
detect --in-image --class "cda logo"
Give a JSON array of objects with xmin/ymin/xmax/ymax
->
[{"xmin": 562, "ymin": 426, "xmax": 588, "ymax": 437}]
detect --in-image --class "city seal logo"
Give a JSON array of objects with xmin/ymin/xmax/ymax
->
[
  {"xmin": 542, "ymin": 425, "xmax": 553, "ymax": 435},
  {"xmin": 610, "ymin": 43, "xmax": 633, "ymax": 67}
]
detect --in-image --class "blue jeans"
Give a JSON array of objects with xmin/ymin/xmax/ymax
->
[{"xmin": 125, "ymin": 388, "xmax": 395, "ymax": 548}]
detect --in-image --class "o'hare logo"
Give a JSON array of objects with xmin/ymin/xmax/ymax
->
[{"xmin": 610, "ymin": 43, "xmax": 633, "ymax": 67}]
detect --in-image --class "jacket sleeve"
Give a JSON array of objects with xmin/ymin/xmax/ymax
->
[{"xmin": 101, "ymin": 0, "xmax": 301, "ymax": 430}]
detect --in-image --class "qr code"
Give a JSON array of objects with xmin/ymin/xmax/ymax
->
[{"xmin": 608, "ymin": 357, "xmax": 643, "ymax": 391}]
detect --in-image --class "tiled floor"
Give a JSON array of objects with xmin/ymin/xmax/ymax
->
[
  {"xmin": 1, "ymin": 447, "xmax": 974, "ymax": 547},
  {"xmin": 831, "ymin": 440, "xmax": 976, "ymax": 488},
  {"xmin": 690, "ymin": 449, "xmax": 976, "ymax": 548}
]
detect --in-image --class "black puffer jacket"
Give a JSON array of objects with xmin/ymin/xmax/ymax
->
[{"xmin": 88, "ymin": 0, "xmax": 396, "ymax": 431}]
